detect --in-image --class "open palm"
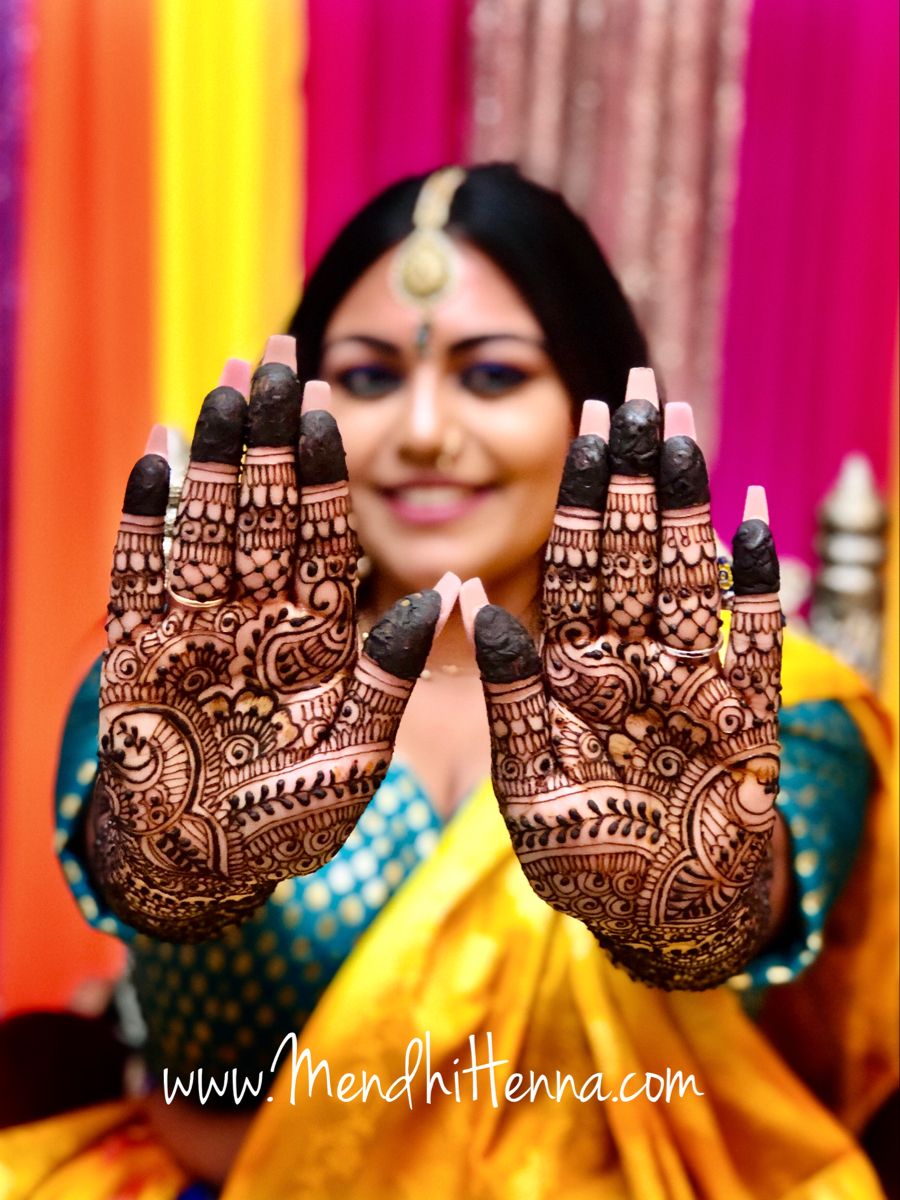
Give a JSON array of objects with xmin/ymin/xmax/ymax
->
[
  {"xmin": 95, "ymin": 356, "xmax": 449, "ymax": 941},
  {"xmin": 470, "ymin": 373, "xmax": 782, "ymax": 989}
]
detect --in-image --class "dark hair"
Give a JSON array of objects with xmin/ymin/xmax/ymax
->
[{"xmin": 289, "ymin": 163, "xmax": 649, "ymax": 412}]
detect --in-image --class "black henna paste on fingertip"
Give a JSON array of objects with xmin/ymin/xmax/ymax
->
[
  {"xmin": 658, "ymin": 436, "xmax": 710, "ymax": 509},
  {"xmin": 190, "ymin": 387, "xmax": 247, "ymax": 465},
  {"xmin": 247, "ymin": 363, "xmax": 301, "ymax": 448},
  {"xmin": 364, "ymin": 590, "xmax": 441, "ymax": 680},
  {"xmin": 474, "ymin": 606, "xmax": 541, "ymax": 684},
  {"xmin": 299, "ymin": 410, "xmax": 348, "ymax": 486},
  {"xmin": 123, "ymin": 454, "xmax": 170, "ymax": 515},
  {"xmin": 609, "ymin": 399, "xmax": 660, "ymax": 477},
  {"xmin": 733, "ymin": 519, "xmax": 780, "ymax": 594},
  {"xmin": 557, "ymin": 435, "xmax": 609, "ymax": 511}
]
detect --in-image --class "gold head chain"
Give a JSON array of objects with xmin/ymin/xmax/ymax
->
[{"xmin": 392, "ymin": 165, "xmax": 468, "ymax": 354}]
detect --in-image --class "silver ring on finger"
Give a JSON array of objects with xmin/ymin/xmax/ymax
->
[{"xmin": 663, "ymin": 635, "xmax": 723, "ymax": 661}]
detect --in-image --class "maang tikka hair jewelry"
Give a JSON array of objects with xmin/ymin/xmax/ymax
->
[{"xmin": 392, "ymin": 166, "xmax": 468, "ymax": 355}]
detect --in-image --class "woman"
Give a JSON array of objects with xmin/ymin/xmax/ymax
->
[{"xmin": 2, "ymin": 165, "xmax": 893, "ymax": 1198}]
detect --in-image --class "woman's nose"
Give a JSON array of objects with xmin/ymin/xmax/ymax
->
[{"xmin": 396, "ymin": 364, "xmax": 454, "ymax": 463}]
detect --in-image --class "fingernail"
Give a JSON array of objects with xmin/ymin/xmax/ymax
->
[
  {"xmin": 302, "ymin": 379, "xmax": 332, "ymax": 414},
  {"xmin": 218, "ymin": 358, "xmax": 252, "ymax": 396},
  {"xmin": 144, "ymin": 423, "xmax": 169, "ymax": 458},
  {"xmin": 433, "ymin": 572, "xmax": 462, "ymax": 637},
  {"xmin": 624, "ymin": 367, "xmax": 659, "ymax": 408},
  {"xmin": 459, "ymin": 577, "xmax": 489, "ymax": 642},
  {"xmin": 663, "ymin": 401, "xmax": 696, "ymax": 441},
  {"xmin": 578, "ymin": 399, "xmax": 610, "ymax": 441},
  {"xmin": 743, "ymin": 485, "xmax": 769, "ymax": 525},
  {"xmin": 262, "ymin": 335, "xmax": 297, "ymax": 371}
]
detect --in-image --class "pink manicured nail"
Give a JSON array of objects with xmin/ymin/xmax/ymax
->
[
  {"xmin": 432, "ymin": 572, "xmax": 462, "ymax": 637},
  {"xmin": 144, "ymin": 423, "xmax": 168, "ymax": 458},
  {"xmin": 302, "ymin": 380, "xmax": 332, "ymax": 414},
  {"xmin": 262, "ymin": 334, "xmax": 297, "ymax": 371},
  {"xmin": 459, "ymin": 577, "xmax": 489, "ymax": 642},
  {"xmin": 663, "ymin": 402, "xmax": 696, "ymax": 441},
  {"xmin": 624, "ymin": 367, "xmax": 659, "ymax": 408},
  {"xmin": 218, "ymin": 358, "xmax": 252, "ymax": 396},
  {"xmin": 743, "ymin": 485, "xmax": 769, "ymax": 524},
  {"xmin": 578, "ymin": 399, "xmax": 610, "ymax": 441}
]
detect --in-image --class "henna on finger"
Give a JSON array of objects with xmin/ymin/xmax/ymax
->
[
  {"xmin": 236, "ymin": 364, "xmax": 301, "ymax": 602},
  {"xmin": 108, "ymin": 454, "xmax": 170, "ymax": 645},
  {"xmin": 474, "ymin": 605, "xmax": 542, "ymax": 683},
  {"xmin": 168, "ymin": 387, "xmax": 246, "ymax": 603},
  {"xmin": 542, "ymin": 435, "xmax": 607, "ymax": 645},
  {"xmin": 363, "ymin": 589, "xmax": 442, "ymax": 679},
  {"xmin": 724, "ymin": 518, "xmax": 783, "ymax": 725},
  {"xmin": 656, "ymin": 436, "xmax": 720, "ymax": 652},
  {"xmin": 603, "ymin": 399, "xmax": 660, "ymax": 640},
  {"xmin": 284, "ymin": 411, "xmax": 360, "ymax": 686},
  {"xmin": 233, "ymin": 591, "xmax": 451, "ymax": 880}
]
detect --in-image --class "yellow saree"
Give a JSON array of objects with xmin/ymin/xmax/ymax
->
[{"xmin": 0, "ymin": 628, "xmax": 895, "ymax": 1200}]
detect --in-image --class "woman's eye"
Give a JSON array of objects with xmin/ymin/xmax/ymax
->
[
  {"xmin": 460, "ymin": 362, "xmax": 529, "ymax": 398},
  {"xmin": 335, "ymin": 365, "xmax": 401, "ymax": 399}
]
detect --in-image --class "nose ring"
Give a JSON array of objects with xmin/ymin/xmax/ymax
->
[{"xmin": 436, "ymin": 427, "xmax": 464, "ymax": 472}]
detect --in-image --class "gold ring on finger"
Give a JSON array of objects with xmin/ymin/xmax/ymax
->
[{"xmin": 166, "ymin": 584, "xmax": 230, "ymax": 610}]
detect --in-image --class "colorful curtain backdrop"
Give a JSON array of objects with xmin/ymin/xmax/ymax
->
[
  {"xmin": 468, "ymin": 0, "xmax": 753, "ymax": 456},
  {"xmin": 711, "ymin": 0, "xmax": 899, "ymax": 564},
  {"xmin": 303, "ymin": 0, "xmax": 469, "ymax": 273},
  {"xmin": 0, "ymin": 0, "xmax": 29, "ymax": 988},
  {"xmin": 2, "ymin": 0, "xmax": 898, "ymax": 1014},
  {"xmin": 0, "ymin": 0, "xmax": 304, "ymax": 1013}
]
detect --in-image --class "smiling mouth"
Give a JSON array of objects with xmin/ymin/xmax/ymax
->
[{"xmin": 379, "ymin": 484, "xmax": 493, "ymax": 526}]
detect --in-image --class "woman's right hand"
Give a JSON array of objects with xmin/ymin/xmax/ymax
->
[{"xmin": 92, "ymin": 339, "xmax": 456, "ymax": 941}]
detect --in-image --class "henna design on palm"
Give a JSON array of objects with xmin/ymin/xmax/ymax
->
[
  {"xmin": 93, "ymin": 352, "xmax": 453, "ymax": 942},
  {"xmin": 471, "ymin": 379, "xmax": 783, "ymax": 990}
]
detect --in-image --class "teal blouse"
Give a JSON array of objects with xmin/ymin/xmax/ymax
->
[{"xmin": 55, "ymin": 659, "xmax": 871, "ymax": 1104}]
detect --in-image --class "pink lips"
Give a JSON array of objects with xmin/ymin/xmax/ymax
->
[{"xmin": 380, "ymin": 482, "xmax": 492, "ymax": 527}]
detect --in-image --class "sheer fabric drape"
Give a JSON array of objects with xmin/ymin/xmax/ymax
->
[{"xmin": 469, "ymin": 0, "xmax": 752, "ymax": 454}]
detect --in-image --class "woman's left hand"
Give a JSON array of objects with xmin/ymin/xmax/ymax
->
[{"xmin": 464, "ymin": 369, "xmax": 783, "ymax": 990}]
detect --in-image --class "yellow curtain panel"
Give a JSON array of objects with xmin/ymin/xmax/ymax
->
[{"xmin": 0, "ymin": 0, "xmax": 305, "ymax": 1011}]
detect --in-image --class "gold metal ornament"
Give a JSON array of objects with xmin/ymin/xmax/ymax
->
[{"xmin": 392, "ymin": 166, "xmax": 468, "ymax": 349}]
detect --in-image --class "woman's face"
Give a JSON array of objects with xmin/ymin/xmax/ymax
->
[{"xmin": 320, "ymin": 241, "xmax": 575, "ymax": 596}]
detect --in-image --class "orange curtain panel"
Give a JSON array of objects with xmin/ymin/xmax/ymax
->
[{"xmin": 0, "ymin": 0, "xmax": 305, "ymax": 1013}]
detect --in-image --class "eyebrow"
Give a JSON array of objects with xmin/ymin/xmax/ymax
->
[{"xmin": 322, "ymin": 333, "xmax": 548, "ymax": 356}]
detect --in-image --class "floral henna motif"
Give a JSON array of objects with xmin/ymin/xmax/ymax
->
[
  {"xmin": 92, "ymin": 372, "xmax": 448, "ymax": 942},
  {"xmin": 475, "ymin": 387, "xmax": 783, "ymax": 990},
  {"xmin": 96, "ymin": 590, "xmax": 437, "ymax": 942},
  {"xmin": 235, "ymin": 363, "xmax": 301, "ymax": 602},
  {"xmin": 657, "ymin": 505, "xmax": 720, "ymax": 651},
  {"xmin": 236, "ymin": 450, "xmax": 299, "ymax": 601},
  {"xmin": 167, "ymin": 464, "xmax": 240, "ymax": 601},
  {"xmin": 602, "ymin": 479, "xmax": 658, "ymax": 639}
]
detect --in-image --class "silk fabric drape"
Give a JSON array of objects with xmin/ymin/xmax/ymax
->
[
  {"xmin": 468, "ymin": 0, "xmax": 753, "ymax": 456},
  {"xmin": 0, "ymin": 1, "xmax": 305, "ymax": 1012},
  {"xmin": 710, "ymin": 0, "xmax": 900, "ymax": 564},
  {"xmin": 303, "ymin": 0, "xmax": 469, "ymax": 273}
]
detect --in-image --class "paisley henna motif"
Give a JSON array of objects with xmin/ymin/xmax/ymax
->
[
  {"xmin": 475, "ymin": 387, "xmax": 783, "ymax": 990},
  {"xmin": 92, "ymin": 369, "xmax": 447, "ymax": 942}
]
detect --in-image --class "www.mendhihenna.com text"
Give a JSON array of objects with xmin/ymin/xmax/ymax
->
[{"xmin": 162, "ymin": 1031, "xmax": 704, "ymax": 1107}]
